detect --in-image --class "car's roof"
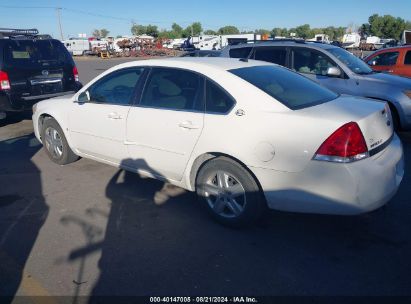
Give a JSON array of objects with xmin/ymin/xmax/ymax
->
[
  {"xmin": 228, "ymin": 40, "xmax": 338, "ymax": 50},
  {"xmin": 0, "ymin": 38, "xmax": 61, "ymax": 44},
  {"xmin": 370, "ymin": 45, "xmax": 411, "ymax": 52},
  {"xmin": 115, "ymin": 57, "xmax": 272, "ymax": 72}
]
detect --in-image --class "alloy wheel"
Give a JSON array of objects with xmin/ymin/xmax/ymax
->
[
  {"xmin": 44, "ymin": 127, "xmax": 63, "ymax": 158},
  {"xmin": 203, "ymin": 170, "xmax": 247, "ymax": 218}
]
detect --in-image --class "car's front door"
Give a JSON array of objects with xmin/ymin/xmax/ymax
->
[
  {"xmin": 291, "ymin": 47, "xmax": 358, "ymax": 95},
  {"xmin": 366, "ymin": 51, "xmax": 400, "ymax": 74},
  {"xmin": 125, "ymin": 67, "xmax": 204, "ymax": 182},
  {"xmin": 69, "ymin": 67, "xmax": 144, "ymax": 164}
]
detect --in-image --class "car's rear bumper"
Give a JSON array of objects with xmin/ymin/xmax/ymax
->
[
  {"xmin": 251, "ymin": 134, "xmax": 404, "ymax": 215},
  {"xmin": 0, "ymin": 90, "xmax": 76, "ymax": 112}
]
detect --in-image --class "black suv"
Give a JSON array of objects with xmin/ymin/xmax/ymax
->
[{"xmin": 0, "ymin": 28, "xmax": 82, "ymax": 119}]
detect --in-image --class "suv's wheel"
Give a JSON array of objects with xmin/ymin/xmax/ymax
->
[
  {"xmin": 196, "ymin": 157, "xmax": 266, "ymax": 227},
  {"xmin": 41, "ymin": 118, "xmax": 79, "ymax": 165}
]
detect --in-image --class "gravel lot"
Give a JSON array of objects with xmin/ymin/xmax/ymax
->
[{"xmin": 0, "ymin": 57, "xmax": 410, "ymax": 300}]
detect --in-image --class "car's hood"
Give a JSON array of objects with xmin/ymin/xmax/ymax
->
[{"xmin": 358, "ymin": 72, "xmax": 411, "ymax": 88}]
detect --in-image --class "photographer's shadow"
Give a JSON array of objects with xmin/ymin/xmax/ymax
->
[{"xmin": 90, "ymin": 158, "xmax": 199, "ymax": 296}]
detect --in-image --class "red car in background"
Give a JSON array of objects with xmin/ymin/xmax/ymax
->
[{"xmin": 364, "ymin": 46, "xmax": 411, "ymax": 78}]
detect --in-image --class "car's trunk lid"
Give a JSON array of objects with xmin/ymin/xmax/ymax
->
[{"xmin": 299, "ymin": 96, "xmax": 393, "ymax": 155}]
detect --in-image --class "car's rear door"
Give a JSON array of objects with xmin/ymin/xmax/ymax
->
[
  {"xmin": 69, "ymin": 67, "xmax": 144, "ymax": 164},
  {"xmin": 125, "ymin": 67, "xmax": 204, "ymax": 182},
  {"xmin": 395, "ymin": 49, "xmax": 411, "ymax": 78},
  {"xmin": 252, "ymin": 46, "xmax": 289, "ymax": 68}
]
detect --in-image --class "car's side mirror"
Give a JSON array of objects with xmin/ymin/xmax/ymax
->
[
  {"xmin": 327, "ymin": 67, "xmax": 342, "ymax": 77},
  {"xmin": 77, "ymin": 91, "xmax": 90, "ymax": 103}
]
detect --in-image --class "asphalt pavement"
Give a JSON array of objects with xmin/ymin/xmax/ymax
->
[{"xmin": 0, "ymin": 57, "xmax": 410, "ymax": 300}]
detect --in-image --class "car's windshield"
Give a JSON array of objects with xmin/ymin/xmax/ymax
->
[
  {"xmin": 3, "ymin": 40, "xmax": 69, "ymax": 68},
  {"xmin": 229, "ymin": 65, "xmax": 338, "ymax": 110},
  {"xmin": 328, "ymin": 47, "xmax": 373, "ymax": 75}
]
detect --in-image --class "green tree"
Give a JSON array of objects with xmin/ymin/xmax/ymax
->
[
  {"xmin": 145, "ymin": 24, "xmax": 159, "ymax": 37},
  {"xmin": 131, "ymin": 24, "xmax": 146, "ymax": 36},
  {"xmin": 254, "ymin": 29, "xmax": 270, "ymax": 35},
  {"xmin": 171, "ymin": 23, "xmax": 183, "ymax": 37},
  {"xmin": 218, "ymin": 26, "xmax": 240, "ymax": 35},
  {"xmin": 100, "ymin": 29, "xmax": 109, "ymax": 38},
  {"xmin": 204, "ymin": 29, "xmax": 217, "ymax": 35},
  {"xmin": 271, "ymin": 27, "xmax": 288, "ymax": 37},
  {"xmin": 295, "ymin": 24, "xmax": 311, "ymax": 39},
  {"xmin": 182, "ymin": 22, "xmax": 203, "ymax": 37},
  {"xmin": 92, "ymin": 29, "xmax": 101, "ymax": 38},
  {"xmin": 368, "ymin": 14, "xmax": 406, "ymax": 39}
]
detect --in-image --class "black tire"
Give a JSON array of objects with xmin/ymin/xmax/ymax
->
[
  {"xmin": 41, "ymin": 118, "xmax": 79, "ymax": 165},
  {"xmin": 196, "ymin": 157, "xmax": 266, "ymax": 227}
]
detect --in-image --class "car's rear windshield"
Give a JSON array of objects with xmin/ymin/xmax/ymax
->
[
  {"xmin": 3, "ymin": 40, "xmax": 70, "ymax": 68},
  {"xmin": 229, "ymin": 65, "xmax": 338, "ymax": 110}
]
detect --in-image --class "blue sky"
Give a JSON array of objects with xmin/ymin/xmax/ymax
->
[{"xmin": 0, "ymin": 0, "xmax": 410, "ymax": 39}]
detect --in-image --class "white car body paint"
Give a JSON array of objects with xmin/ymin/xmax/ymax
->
[{"xmin": 32, "ymin": 58, "xmax": 404, "ymax": 215}]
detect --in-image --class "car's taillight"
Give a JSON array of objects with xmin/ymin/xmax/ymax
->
[
  {"xmin": 73, "ymin": 66, "xmax": 79, "ymax": 82},
  {"xmin": 314, "ymin": 122, "xmax": 369, "ymax": 163},
  {"xmin": 0, "ymin": 70, "xmax": 11, "ymax": 90}
]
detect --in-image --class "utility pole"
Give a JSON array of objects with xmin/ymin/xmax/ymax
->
[{"xmin": 56, "ymin": 7, "xmax": 64, "ymax": 40}]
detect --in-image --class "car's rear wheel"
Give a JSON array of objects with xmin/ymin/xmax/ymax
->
[
  {"xmin": 41, "ymin": 118, "xmax": 79, "ymax": 165},
  {"xmin": 196, "ymin": 157, "xmax": 266, "ymax": 227}
]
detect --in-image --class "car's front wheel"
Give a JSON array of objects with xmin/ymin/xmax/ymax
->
[
  {"xmin": 196, "ymin": 157, "xmax": 266, "ymax": 227},
  {"xmin": 41, "ymin": 118, "xmax": 79, "ymax": 165}
]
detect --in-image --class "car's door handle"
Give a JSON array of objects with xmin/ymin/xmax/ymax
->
[
  {"xmin": 178, "ymin": 121, "xmax": 200, "ymax": 130},
  {"xmin": 107, "ymin": 112, "xmax": 122, "ymax": 120}
]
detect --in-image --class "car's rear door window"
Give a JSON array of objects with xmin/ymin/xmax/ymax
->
[
  {"xmin": 404, "ymin": 51, "xmax": 411, "ymax": 65},
  {"xmin": 253, "ymin": 47, "xmax": 287, "ymax": 66},
  {"xmin": 89, "ymin": 68, "xmax": 144, "ymax": 105},
  {"xmin": 368, "ymin": 52, "xmax": 399, "ymax": 66},
  {"xmin": 140, "ymin": 68, "xmax": 203, "ymax": 111},
  {"xmin": 230, "ymin": 65, "xmax": 338, "ymax": 110},
  {"xmin": 3, "ymin": 40, "xmax": 70, "ymax": 68},
  {"xmin": 229, "ymin": 47, "xmax": 253, "ymax": 59},
  {"xmin": 205, "ymin": 79, "xmax": 235, "ymax": 114}
]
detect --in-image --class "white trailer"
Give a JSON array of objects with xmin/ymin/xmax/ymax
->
[
  {"xmin": 342, "ymin": 33, "xmax": 361, "ymax": 49},
  {"xmin": 192, "ymin": 35, "xmax": 220, "ymax": 50},
  {"xmin": 307, "ymin": 34, "xmax": 330, "ymax": 43},
  {"xmin": 220, "ymin": 34, "xmax": 261, "ymax": 49},
  {"xmin": 63, "ymin": 39, "xmax": 90, "ymax": 56}
]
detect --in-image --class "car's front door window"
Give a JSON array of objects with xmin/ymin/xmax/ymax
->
[
  {"xmin": 88, "ymin": 68, "xmax": 144, "ymax": 105},
  {"xmin": 368, "ymin": 52, "xmax": 399, "ymax": 66},
  {"xmin": 292, "ymin": 48, "xmax": 337, "ymax": 76},
  {"xmin": 140, "ymin": 68, "xmax": 203, "ymax": 111}
]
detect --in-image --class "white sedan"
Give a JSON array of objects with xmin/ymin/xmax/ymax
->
[{"xmin": 32, "ymin": 58, "xmax": 404, "ymax": 226}]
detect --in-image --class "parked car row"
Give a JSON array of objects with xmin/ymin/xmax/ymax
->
[
  {"xmin": 0, "ymin": 28, "xmax": 406, "ymax": 226},
  {"xmin": 220, "ymin": 40, "xmax": 411, "ymax": 130},
  {"xmin": 32, "ymin": 57, "xmax": 404, "ymax": 226}
]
